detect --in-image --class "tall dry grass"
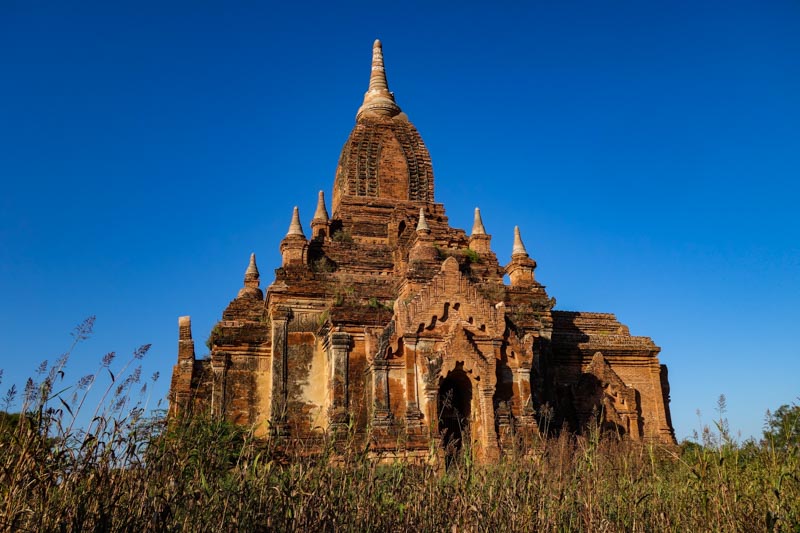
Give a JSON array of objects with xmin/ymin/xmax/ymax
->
[{"xmin": 1, "ymin": 320, "xmax": 798, "ymax": 531}]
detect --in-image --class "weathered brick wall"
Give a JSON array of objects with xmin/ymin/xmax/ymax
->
[
  {"xmin": 168, "ymin": 40, "xmax": 676, "ymax": 459},
  {"xmin": 285, "ymin": 332, "xmax": 317, "ymax": 435},
  {"xmin": 549, "ymin": 311, "xmax": 675, "ymax": 442}
]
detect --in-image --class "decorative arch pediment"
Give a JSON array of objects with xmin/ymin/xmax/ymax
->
[
  {"xmin": 575, "ymin": 351, "xmax": 641, "ymax": 436},
  {"xmin": 418, "ymin": 319, "xmax": 497, "ymax": 392},
  {"xmin": 501, "ymin": 327, "xmax": 535, "ymax": 369},
  {"xmin": 583, "ymin": 352, "xmax": 636, "ymax": 409},
  {"xmin": 398, "ymin": 256, "xmax": 505, "ymax": 339}
]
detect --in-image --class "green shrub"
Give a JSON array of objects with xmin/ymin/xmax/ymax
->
[
  {"xmin": 463, "ymin": 248, "xmax": 481, "ymax": 264},
  {"xmin": 331, "ymin": 230, "xmax": 353, "ymax": 243}
]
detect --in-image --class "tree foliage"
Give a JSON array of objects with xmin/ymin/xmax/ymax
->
[{"xmin": 763, "ymin": 403, "xmax": 800, "ymax": 451}]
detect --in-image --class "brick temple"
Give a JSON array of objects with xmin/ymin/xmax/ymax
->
[{"xmin": 169, "ymin": 40, "xmax": 676, "ymax": 462}]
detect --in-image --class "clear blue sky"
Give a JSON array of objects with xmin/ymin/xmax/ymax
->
[{"xmin": 1, "ymin": 1, "xmax": 798, "ymax": 441}]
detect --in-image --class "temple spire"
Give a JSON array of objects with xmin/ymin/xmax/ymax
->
[
  {"xmin": 356, "ymin": 39, "xmax": 401, "ymax": 119},
  {"xmin": 416, "ymin": 207, "xmax": 430, "ymax": 233},
  {"xmin": 311, "ymin": 191, "xmax": 330, "ymax": 239},
  {"xmin": 507, "ymin": 226, "xmax": 536, "ymax": 287},
  {"xmin": 472, "ymin": 207, "xmax": 487, "ymax": 236},
  {"xmin": 512, "ymin": 226, "xmax": 528, "ymax": 257},
  {"xmin": 244, "ymin": 253, "xmax": 259, "ymax": 282},
  {"xmin": 409, "ymin": 207, "xmax": 437, "ymax": 263},
  {"xmin": 367, "ymin": 39, "xmax": 390, "ymax": 94},
  {"xmin": 238, "ymin": 253, "xmax": 263, "ymax": 299},
  {"xmin": 312, "ymin": 190, "xmax": 329, "ymax": 222},
  {"xmin": 286, "ymin": 206, "xmax": 306, "ymax": 238}
]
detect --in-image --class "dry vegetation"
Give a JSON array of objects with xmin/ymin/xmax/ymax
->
[{"xmin": 1, "ymin": 320, "xmax": 798, "ymax": 532}]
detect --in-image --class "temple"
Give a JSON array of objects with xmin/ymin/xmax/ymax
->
[{"xmin": 169, "ymin": 40, "xmax": 675, "ymax": 462}]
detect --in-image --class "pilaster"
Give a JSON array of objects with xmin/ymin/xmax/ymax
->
[
  {"xmin": 210, "ymin": 351, "xmax": 229, "ymax": 418},
  {"xmin": 270, "ymin": 306, "xmax": 291, "ymax": 436},
  {"xmin": 328, "ymin": 330, "xmax": 351, "ymax": 430},
  {"xmin": 371, "ymin": 358, "xmax": 392, "ymax": 427},
  {"xmin": 403, "ymin": 337, "xmax": 424, "ymax": 432},
  {"xmin": 478, "ymin": 387, "xmax": 500, "ymax": 462}
]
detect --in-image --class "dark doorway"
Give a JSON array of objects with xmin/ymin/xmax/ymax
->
[{"xmin": 438, "ymin": 367, "xmax": 472, "ymax": 463}]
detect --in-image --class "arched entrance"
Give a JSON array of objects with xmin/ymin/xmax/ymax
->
[{"xmin": 438, "ymin": 366, "xmax": 472, "ymax": 461}]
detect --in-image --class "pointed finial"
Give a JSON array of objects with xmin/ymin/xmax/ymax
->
[
  {"xmin": 244, "ymin": 253, "xmax": 259, "ymax": 281},
  {"xmin": 512, "ymin": 226, "xmax": 528, "ymax": 257},
  {"xmin": 416, "ymin": 207, "xmax": 430, "ymax": 232},
  {"xmin": 286, "ymin": 206, "xmax": 306, "ymax": 237},
  {"xmin": 312, "ymin": 190, "xmax": 329, "ymax": 222},
  {"xmin": 368, "ymin": 39, "xmax": 389, "ymax": 93},
  {"xmin": 472, "ymin": 207, "xmax": 487, "ymax": 236},
  {"xmin": 356, "ymin": 39, "xmax": 401, "ymax": 119},
  {"xmin": 238, "ymin": 252, "xmax": 263, "ymax": 299}
]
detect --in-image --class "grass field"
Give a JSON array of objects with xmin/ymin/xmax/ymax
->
[{"xmin": 1, "ymin": 323, "xmax": 798, "ymax": 531}]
